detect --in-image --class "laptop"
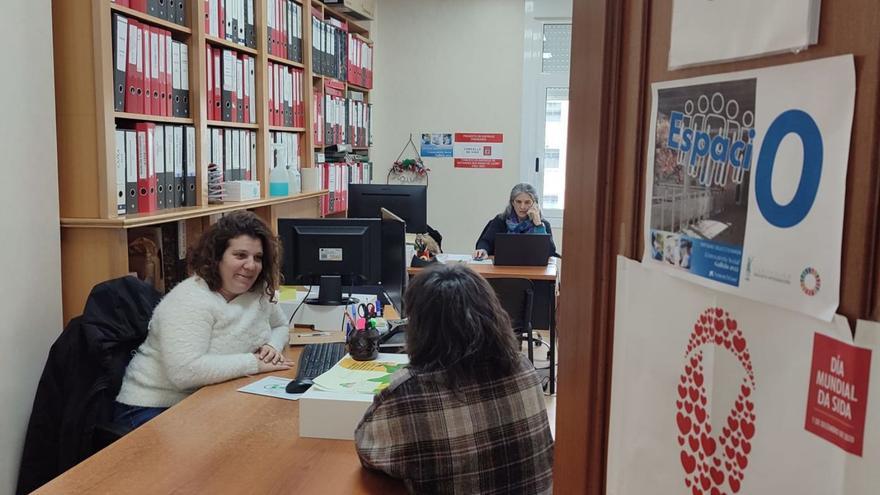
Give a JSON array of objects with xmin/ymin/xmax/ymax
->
[{"xmin": 493, "ymin": 233, "xmax": 552, "ymax": 266}]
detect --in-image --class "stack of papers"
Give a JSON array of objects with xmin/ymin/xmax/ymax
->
[{"xmin": 312, "ymin": 354, "xmax": 408, "ymax": 395}]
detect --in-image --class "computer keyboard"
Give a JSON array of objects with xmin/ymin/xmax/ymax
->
[{"xmin": 295, "ymin": 342, "xmax": 347, "ymax": 382}]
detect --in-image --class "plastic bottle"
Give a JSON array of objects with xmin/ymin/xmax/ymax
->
[
  {"xmin": 269, "ymin": 164, "xmax": 289, "ymax": 197},
  {"xmin": 287, "ymin": 165, "xmax": 302, "ymax": 195}
]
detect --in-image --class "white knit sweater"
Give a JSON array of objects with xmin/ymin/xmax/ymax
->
[{"xmin": 116, "ymin": 276, "xmax": 290, "ymax": 407}]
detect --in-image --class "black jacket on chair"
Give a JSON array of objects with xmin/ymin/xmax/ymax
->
[{"xmin": 16, "ymin": 276, "xmax": 162, "ymax": 495}]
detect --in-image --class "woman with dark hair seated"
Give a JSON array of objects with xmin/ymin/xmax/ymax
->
[
  {"xmin": 355, "ymin": 263, "xmax": 554, "ymax": 494},
  {"xmin": 114, "ymin": 211, "xmax": 293, "ymax": 428},
  {"xmin": 473, "ymin": 182, "xmax": 558, "ymax": 260}
]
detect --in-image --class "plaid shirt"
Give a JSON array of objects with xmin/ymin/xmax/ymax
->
[{"xmin": 355, "ymin": 355, "xmax": 553, "ymax": 494}]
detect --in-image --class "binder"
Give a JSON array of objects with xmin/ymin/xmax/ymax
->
[
  {"xmin": 213, "ymin": 47, "xmax": 222, "ymax": 120},
  {"xmin": 212, "ymin": 128, "xmax": 224, "ymax": 181},
  {"xmin": 175, "ymin": 0, "xmax": 186, "ymax": 26},
  {"xmin": 157, "ymin": 0, "xmax": 167, "ymax": 21},
  {"xmin": 185, "ymin": 126, "xmax": 196, "ymax": 206},
  {"xmin": 242, "ymin": 55, "xmax": 250, "ymax": 123},
  {"xmin": 164, "ymin": 126, "xmax": 176, "ymax": 207},
  {"xmin": 284, "ymin": 67, "xmax": 292, "ymax": 126},
  {"xmin": 230, "ymin": 0, "xmax": 239, "ymax": 44},
  {"xmin": 180, "ymin": 43, "xmax": 189, "ymax": 117},
  {"xmin": 135, "ymin": 122, "xmax": 157, "ymax": 213},
  {"xmin": 165, "ymin": 32, "xmax": 173, "ymax": 116},
  {"xmin": 267, "ymin": 62, "xmax": 275, "ymax": 125},
  {"xmin": 165, "ymin": 123, "xmax": 178, "ymax": 207},
  {"xmin": 209, "ymin": 0, "xmax": 218, "ymax": 37},
  {"xmin": 231, "ymin": 129, "xmax": 241, "ymax": 181},
  {"xmin": 125, "ymin": 20, "xmax": 141, "ymax": 113},
  {"xmin": 174, "ymin": 125, "xmax": 184, "ymax": 206},
  {"xmin": 125, "ymin": 130, "xmax": 138, "ymax": 214},
  {"xmin": 206, "ymin": 46, "xmax": 214, "ymax": 122},
  {"xmin": 147, "ymin": 0, "xmax": 159, "ymax": 18},
  {"xmin": 247, "ymin": 56, "xmax": 256, "ymax": 123},
  {"xmin": 245, "ymin": 0, "xmax": 255, "ymax": 48},
  {"xmin": 131, "ymin": 0, "xmax": 148, "ymax": 13},
  {"xmin": 171, "ymin": 41, "xmax": 181, "ymax": 117},
  {"xmin": 224, "ymin": 129, "xmax": 234, "ymax": 180},
  {"xmin": 235, "ymin": 56, "xmax": 243, "ymax": 122},
  {"xmin": 225, "ymin": 0, "xmax": 234, "ymax": 41},
  {"xmin": 218, "ymin": 0, "xmax": 225, "ymax": 39},
  {"xmin": 112, "ymin": 14, "xmax": 128, "ymax": 112},
  {"xmin": 222, "ymin": 49, "xmax": 234, "ymax": 121},
  {"xmin": 154, "ymin": 125, "xmax": 166, "ymax": 209},
  {"xmin": 142, "ymin": 23, "xmax": 152, "ymax": 115},
  {"xmin": 157, "ymin": 30, "xmax": 167, "ymax": 117},
  {"xmin": 115, "ymin": 130, "xmax": 127, "ymax": 214},
  {"xmin": 237, "ymin": 0, "xmax": 246, "ymax": 45},
  {"xmin": 250, "ymin": 130, "xmax": 257, "ymax": 181},
  {"xmin": 149, "ymin": 28, "xmax": 161, "ymax": 117}
]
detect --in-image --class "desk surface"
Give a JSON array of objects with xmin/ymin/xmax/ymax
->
[
  {"xmin": 407, "ymin": 257, "xmax": 558, "ymax": 281},
  {"xmin": 36, "ymin": 347, "xmax": 405, "ymax": 495}
]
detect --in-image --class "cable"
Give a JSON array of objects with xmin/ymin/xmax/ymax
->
[{"xmin": 287, "ymin": 285, "xmax": 313, "ymax": 326}]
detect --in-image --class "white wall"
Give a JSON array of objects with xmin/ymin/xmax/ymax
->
[
  {"xmin": 371, "ymin": 0, "xmax": 525, "ymax": 254},
  {"xmin": 0, "ymin": 0, "xmax": 62, "ymax": 492}
]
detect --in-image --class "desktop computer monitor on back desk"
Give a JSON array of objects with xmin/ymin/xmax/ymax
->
[
  {"xmin": 279, "ymin": 218, "xmax": 381, "ymax": 305},
  {"xmin": 348, "ymin": 184, "xmax": 427, "ymax": 234}
]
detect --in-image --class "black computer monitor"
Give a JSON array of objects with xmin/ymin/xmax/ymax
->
[
  {"xmin": 278, "ymin": 218, "xmax": 381, "ymax": 305},
  {"xmin": 348, "ymin": 184, "xmax": 427, "ymax": 233},
  {"xmin": 380, "ymin": 208, "xmax": 407, "ymax": 317}
]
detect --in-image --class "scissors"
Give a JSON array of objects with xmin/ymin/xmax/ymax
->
[{"xmin": 357, "ymin": 303, "xmax": 377, "ymax": 319}]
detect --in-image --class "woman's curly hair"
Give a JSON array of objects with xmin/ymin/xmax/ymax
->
[{"xmin": 188, "ymin": 211, "xmax": 281, "ymax": 301}]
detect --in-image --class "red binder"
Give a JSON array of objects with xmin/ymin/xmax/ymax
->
[
  {"xmin": 206, "ymin": 46, "xmax": 214, "ymax": 121},
  {"xmin": 157, "ymin": 29, "xmax": 167, "ymax": 117},
  {"xmin": 135, "ymin": 122, "xmax": 158, "ymax": 213},
  {"xmin": 141, "ymin": 23, "xmax": 152, "ymax": 115},
  {"xmin": 213, "ymin": 48, "xmax": 222, "ymax": 120}
]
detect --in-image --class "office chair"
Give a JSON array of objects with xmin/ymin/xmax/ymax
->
[{"xmin": 488, "ymin": 278, "xmax": 537, "ymax": 363}]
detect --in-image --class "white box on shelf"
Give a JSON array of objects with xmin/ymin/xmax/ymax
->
[
  {"xmin": 278, "ymin": 290, "xmax": 377, "ymax": 333},
  {"xmin": 223, "ymin": 180, "xmax": 261, "ymax": 201}
]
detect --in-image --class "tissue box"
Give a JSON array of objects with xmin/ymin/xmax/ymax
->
[{"xmin": 224, "ymin": 180, "xmax": 261, "ymax": 201}]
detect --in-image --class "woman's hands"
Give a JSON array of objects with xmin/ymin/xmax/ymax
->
[
  {"xmin": 527, "ymin": 205, "xmax": 542, "ymax": 226},
  {"xmin": 473, "ymin": 249, "xmax": 488, "ymax": 260},
  {"xmin": 255, "ymin": 344, "xmax": 293, "ymax": 372}
]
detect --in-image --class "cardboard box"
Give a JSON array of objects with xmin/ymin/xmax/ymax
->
[
  {"xmin": 223, "ymin": 180, "xmax": 261, "ymax": 201},
  {"xmin": 322, "ymin": 0, "xmax": 375, "ymax": 21},
  {"xmin": 299, "ymin": 353, "xmax": 409, "ymax": 440}
]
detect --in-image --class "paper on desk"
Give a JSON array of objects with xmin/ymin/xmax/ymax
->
[
  {"xmin": 237, "ymin": 376, "xmax": 302, "ymax": 400},
  {"xmin": 312, "ymin": 354, "xmax": 408, "ymax": 395},
  {"xmin": 436, "ymin": 253, "xmax": 493, "ymax": 265}
]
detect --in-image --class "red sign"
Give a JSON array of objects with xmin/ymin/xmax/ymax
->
[
  {"xmin": 804, "ymin": 333, "xmax": 872, "ymax": 456},
  {"xmin": 453, "ymin": 133, "xmax": 504, "ymax": 168}
]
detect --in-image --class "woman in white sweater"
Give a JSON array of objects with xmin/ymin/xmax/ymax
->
[{"xmin": 115, "ymin": 211, "xmax": 292, "ymax": 428}]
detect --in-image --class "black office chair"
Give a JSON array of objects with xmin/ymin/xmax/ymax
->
[{"xmin": 488, "ymin": 278, "xmax": 537, "ymax": 363}]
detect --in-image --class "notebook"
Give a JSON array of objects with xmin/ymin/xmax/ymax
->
[{"xmin": 493, "ymin": 233, "xmax": 552, "ymax": 266}]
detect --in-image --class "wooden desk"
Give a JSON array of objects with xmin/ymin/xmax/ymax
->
[
  {"xmin": 35, "ymin": 347, "xmax": 405, "ymax": 494},
  {"xmin": 408, "ymin": 259, "xmax": 559, "ymax": 393}
]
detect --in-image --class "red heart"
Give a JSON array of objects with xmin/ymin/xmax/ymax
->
[
  {"xmin": 700, "ymin": 396, "xmax": 707, "ymax": 406},
  {"xmin": 722, "ymin": 427, "xmax": 731, "ymax": 437},
  {"xmin": 693, "ymin": 486, "xmax": 702, "ymax": 495},
  {"xmin": 741, "ymin": 420, "xmax": 755, "ymax": 440},
  {"xmin": 681, "ymin": 451, "xmax": 697, "ymax": 474},
  {"xmin": 712, "ymin": 457, "xmax": 721, "ymax": 467},
  {"xmin": 690, "ymin": 387, "xmax": 699, "ymax": 402},
  {"xmin": 727, "ymin": 417, "xmax": 739, "ymax": 431},
  {"xmin": 710, "ymin": 466, "xmax": 725, "ymax": 486},
  {"xmin": 686, "ymin": 478, "xmax": 692, "ymax": 487},
  {"xmin": 745, "ymin": 401, "xmax": 754, "ymax": 412},
  {"xmin": 700, "ymin": 314, "xmax": 707, "ymax": 324},
  {"xmin": 714, "ymin": 318, "xmax": 724, "ymax": 332},
  {"xmin": 724, "ymin": 461, "xmax": 732, "ymax": 471},
  {"xmin": 736, "ymin": 453, "xmax": 748, "ymax": 470},
  {"xmin": 701, "ymin": 474, "xmax": 711, "ymax": 490},
  {"xmin": 715, "ymin": 334, "xmax": 724, "ymax": 344},
  {"xmin": 691, "ymin": 356, "xmax": 699, "ymax": 368},
  {"xmin": 677, "ymin": 400, "xmax": 683, "ymax": 409},
  {"xmin": 678, "ymin": 436, "xmax": 685, "ymax": 446},
  {"xmin": 678, "ymin": 385, "xmax": 688, "ymax": 398},
  {"xmin": 677, "ymin": 412, "xmax": 692, "ymax": 435},
  {"xmin": 695, "ymin": 406, "xmax": 706, "ymax": 424},
  {"xmin": 735, "ymin": 401, "xmax": 743, "ymax": 412},
  {"xmin": 715, "ymin": 308, "xmax": 723, "ymax": 317},
  {"xmin": 727, "ymin": 318, "xmax": 737, "ymax": 330},
  {"xmin": 689, "ymin": 435, "xmax": 700, "ymax": 452},
  {"xmin": 732, "ymin": 335, "xmax": 745, "ymax": 352},
  {"xmin": 725, "ymin": 446, "xmax": 736, "ymax": 459},
  {"xmin": 741, "ymin": 440, "xmax": 751, "ymax": 454},
  {"xmin": 731, "ymin": 437, "xmax": 740, "ymax": 448},
  {"xmin": 686, "ymin": 365, "xmax": 693, "ymax": 375},
  {"xmin": 686, "ymin": 402, "xmax": 694, "ymax": 413},
  {"xmin": 701, "ymin": 433, "xmax": 716, "ymax": 456},
  {"xmin": 730, "ymin": 477, "xmax": 741, "ymax": 493},
  {"xmin": 694, "ymin": 424, "xmax": 702, "ymax": 435}
]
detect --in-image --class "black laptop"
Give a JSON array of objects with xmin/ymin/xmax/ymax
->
[{"xmin": 493, "ymin": 233, "xmax": 552, "ymax": 266}]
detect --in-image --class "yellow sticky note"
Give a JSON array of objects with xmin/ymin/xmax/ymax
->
[{"xmin": 279, "ymin": 286, "xmax": 298, "ymax": 302}]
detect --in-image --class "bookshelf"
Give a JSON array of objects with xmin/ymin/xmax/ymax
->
[{"xmin": 52, "ymin": 0, "xmax": 374, "ymax": 323}]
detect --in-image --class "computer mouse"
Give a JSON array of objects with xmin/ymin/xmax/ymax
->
[{"xmin": 285, "ymin": 378, "xmax": 314, "ymax": 394}]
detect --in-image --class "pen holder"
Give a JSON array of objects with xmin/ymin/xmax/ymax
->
[
  {"xmin": 410, "ymin": 254, "xmax": 437, "ymax": 268},
  {"xmin": 348, "ymin": 326, "xmax": 380, "ymax": 361}
]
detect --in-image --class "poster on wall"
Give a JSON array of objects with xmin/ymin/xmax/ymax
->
[
  {"xmin": 420, "ymin": 133, "xmax": 453, "ymax": 157},
  {"xmin": 607, "ymin": 258, "xmax": 880, "ymax": 495},
  {"xmin": 669, "ymin": 0, "xmax": 821, "ymax": 69},
  {"xmin": 453, "ymin": 133, "xmax": 503, "ymax": 168},
  {"xmin": 642, "ymin": 55, "xmax": 854, "ymax": 322}
]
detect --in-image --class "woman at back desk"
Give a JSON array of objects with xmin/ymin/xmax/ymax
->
[{"xmin": 473, "ymin": 183, "xmax": 558, "ymax": 260}]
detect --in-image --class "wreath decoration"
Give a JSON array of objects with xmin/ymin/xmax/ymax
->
[{"xmin": 388, "ymin": 134, "xmax": 430, "ymax": 185}]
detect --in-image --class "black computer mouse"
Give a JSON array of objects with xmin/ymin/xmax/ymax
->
[{"xmin": 285, "ymin": 378, "xmax": 314, "ymax": 394}]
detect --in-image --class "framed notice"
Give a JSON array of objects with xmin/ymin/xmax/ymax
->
[{"xmin": 453, "ymin": 133, "xmax": 503, "ymax": 168}]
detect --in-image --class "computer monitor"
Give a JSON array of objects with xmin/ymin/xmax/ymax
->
[
  {"xmin": 278, "ymin": 218, "xmax": 381, "ymax": 305},
  {"xmin": 380, "ymin": 208, "xmax": 407, "ymax": 317},
  {"xmin": 348, "ymin": 184, "xmax": 427, "ymax": 233}
]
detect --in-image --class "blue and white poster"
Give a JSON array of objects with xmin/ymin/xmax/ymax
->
[
  {"xmin": 643, "ymin": 55, "xmax": 855, "ymax": 321},
  {"xmin": 420, "ymin": 133, "xmax": 453, "ymax": 157}
]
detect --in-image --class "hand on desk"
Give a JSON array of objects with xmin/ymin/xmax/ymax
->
[
  {"xmin": 473, "ymin": 249, "xmax": 488, "ymax": 261},
  {"xmin": 255, "ymin": 344, "xmax": 293, "ymax": 372}
]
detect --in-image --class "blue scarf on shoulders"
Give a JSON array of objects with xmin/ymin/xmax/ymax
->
[{"xmin": 506, "ymin": 214, "xmax": 541, "ymax": 233}]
